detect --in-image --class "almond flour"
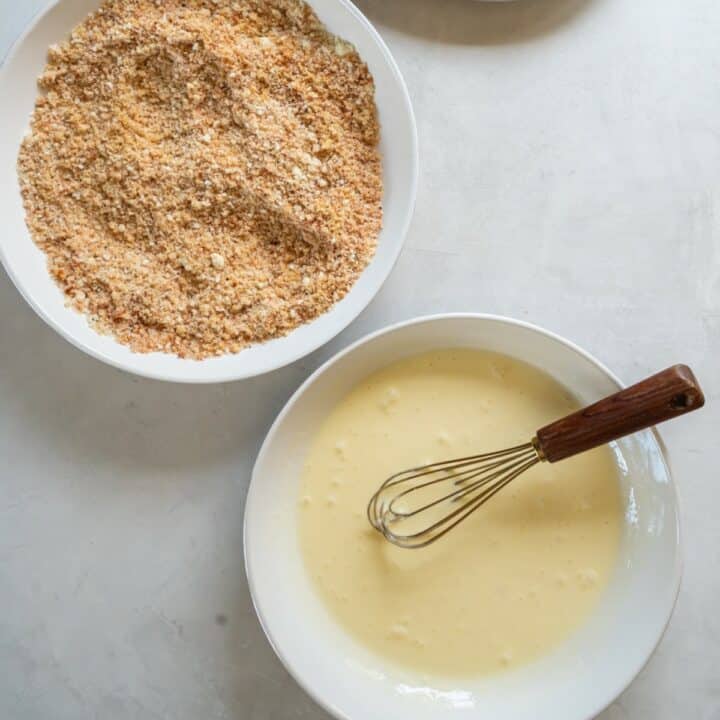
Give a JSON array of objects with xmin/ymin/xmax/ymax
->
[{"xmin": 17, "ymin": 0, "xmax": 382, "ymax": 359}]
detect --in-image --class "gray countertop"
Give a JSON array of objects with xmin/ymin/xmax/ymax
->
[{"xmin": 1, "ymin": 1, "xmax": 718, "ymax": 718}]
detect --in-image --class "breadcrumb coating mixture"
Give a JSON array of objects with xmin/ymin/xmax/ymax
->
[{"xmin": 18, "ymin": 0, "xmax": 382, "ymax": 358}]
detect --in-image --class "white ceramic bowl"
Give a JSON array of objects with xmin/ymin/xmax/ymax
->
[
  {"xmin": 245, "ymin": 314, "xmax": 681, "ymax": 720},
  {"xmin": 0, "ymin": 0, "xmax": 417, "ymax": 383}
]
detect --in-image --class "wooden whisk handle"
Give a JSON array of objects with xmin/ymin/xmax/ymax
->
[{"xmin": 534, "ymin": 364, "xmax": 705, "ymax": 463}]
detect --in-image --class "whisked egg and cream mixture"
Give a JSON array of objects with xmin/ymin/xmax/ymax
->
[{"xmin": 298, "ymin": 349, "xmax": 622, "ymax": 677}]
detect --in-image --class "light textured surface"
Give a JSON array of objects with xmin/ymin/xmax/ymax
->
[{"xmin": 0, "ymin": 1, "xmax": 718, "ymax": 718}]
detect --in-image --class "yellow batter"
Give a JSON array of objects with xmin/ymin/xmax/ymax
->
[{"xmin": 298, "ymin": 349, "xmax": 622, "ymax": 677}]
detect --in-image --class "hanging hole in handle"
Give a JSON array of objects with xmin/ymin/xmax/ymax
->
[{"xmin": 670, "ymin": 393, "xmax": 691, "ymax": 409}]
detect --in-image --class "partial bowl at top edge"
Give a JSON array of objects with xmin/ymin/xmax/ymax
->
[{"xmin": 0, "ymin": 0, "xmax": 418, "ymax": 383}]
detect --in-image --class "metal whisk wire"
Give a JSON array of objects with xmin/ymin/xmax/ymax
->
[{"xmin": 367, "ymin": 442, "xmax": 542, "ymax": 549}]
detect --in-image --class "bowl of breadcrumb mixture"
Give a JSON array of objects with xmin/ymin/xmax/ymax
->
[{"xmin": 0, "ymin": 0, "xmax": 417, "ymax": 381}]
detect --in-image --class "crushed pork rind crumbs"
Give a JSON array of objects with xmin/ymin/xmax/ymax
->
[{"xmin": 17, "ymin": 0, "xmax": 382, "ymax": 359}]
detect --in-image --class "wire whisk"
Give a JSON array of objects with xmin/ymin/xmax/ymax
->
[
  {"xmin": 368, "ymin": 442, "xmax": 541, "ymax": 548},
  {"xmin": 368, "ymin": 364, "xmax": 704, "ymax": 549}
]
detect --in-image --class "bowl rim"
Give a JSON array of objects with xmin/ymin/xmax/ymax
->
[
  {"xmin": 0, "ymin": 0, "xmax": 419, "ymax": 384},
  {"xmin": 244, "ymin": 312, "xmax": 682, "ymax": 720}
]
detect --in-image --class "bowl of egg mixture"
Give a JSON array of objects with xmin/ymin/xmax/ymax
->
[{"xmin": 244, "ymin": 314, "xmax": 681, "ymax": 720}]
